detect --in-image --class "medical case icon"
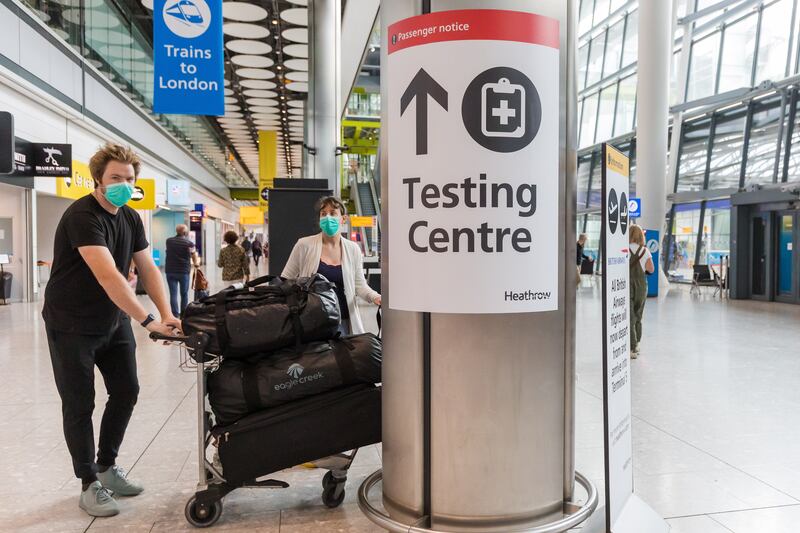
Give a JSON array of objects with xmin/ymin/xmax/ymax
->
[{"xmin": 481, "ymin": 77, "xmax": 525, "ymax": 138}]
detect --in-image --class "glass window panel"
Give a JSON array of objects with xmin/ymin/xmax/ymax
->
[
  {"xmin": 583, "ymin": 213, "xmax": 602, "ymax": 263},
  {"xmin": 744, "ymin": 96, "xmax": 784, "ymax": 186},
  {"xmin": 586, "ymin": 32, "xmax": 607, "ymax": 87},
  {"xmin": 718, "ymin": 14, "xmax": 757, "ymax": 93},
  {"xmin": 670, "ymin": 49, "xmax": 683, "ymax": 105},
  {"xmin": 610, "ymin": 0, "xmax": 627, "ymax": 12},
  {"xmin": 708, "ymin": 110, "xmax": 747, "ymax": 189},
  {"xmin": 621, "ymin": 10, "xmax": 638, "ymax": 68},
  {"xmin": 580, "ymin": 93, "xmax": 600, "ymax": 147},
  {"xmin": 755, "ymin": 0, "xmax": 793, "ymax": 83},
  {"xmin": 603, "ymin": 19, "xmax": 625, "ymax": 78},
  {"xmin": 614, "ymin": 74, "xmax": 637, "ymax": 137},
  {"xmin": 577, "ymin": 155, "xmax": 593, "ymax": 207},
  {"xmin": 698, "ymin": 200, "xmax": 731, "ymax": 268},
  {"xmin": 629, "ymin": 141, "xmax": 637, "ymax": 196},
  {"xmin": 677, "ymin": 118, "xmax": 712, "ymax": 191},
  {"xmin": 579, "ymin": 0, "xmax": 595, "ymax": 35},
  {"xmin": 596, "ymin": 83, "xmax": 618, "ymax": 143},
  {"xmin": 594, "ymin": 0, "xmax": 611, "ymax": 24},
  {"xmin": 687, "ymin": 32, "xmax": 721, "ymax": 101},
  {"xmin": 578, "ymin": 43, "xmax": 590, "ymax": 91},
  {"xmin": 588, "ymin": 151, "xmax": 604, "ymax": 208},
  {"xmin": 668, "ymin": 203, "xmax": 702, "ymax": 280},
  {"xmin": 785, "ymin": 93, "xmax": 800, "ymax": 182}
]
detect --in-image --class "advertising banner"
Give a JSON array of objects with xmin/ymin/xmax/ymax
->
[
  {"xmin": 13, "ymin": 140, "xmax": 72, "ymax": 177},
  {"xmin": 646, "ymin": 229, "xmax": 659, "ymax": 297},
  {"xmin": 56, "ymin": 161, "xmax": 94, "ymax": 200},
  {"xmin": 259, "ymin": 130, "xmax": 277, "ymax": 211},
  {"xmin": 167, "ymin": 178, "xmax": 191, "ymax": 205},
  {"xmin": 387, "ymin": 9, "xmax": 560, "ymax": 313},
  {"xmin": 601, "ymin": 144, "xmax": 633, "ymax": 530},
  {"xmin": 350, "ymin": 215, "xmax": 376, "ymax": 228},
  {"xmin": 153, "ymin": 0, "xmax": 224, "ymax": 115},
  {"xmin": 239, "ymin": 205, "xmax": 264, "ymax": 226}
]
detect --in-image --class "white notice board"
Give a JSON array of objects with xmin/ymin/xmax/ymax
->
[
  {"xmin": 601, "ymin": 144, "xmax": 633, "ymax": 530},
  {"xmin": 386, "ymin": 9, "xmax": 560, "ymax": 314}
]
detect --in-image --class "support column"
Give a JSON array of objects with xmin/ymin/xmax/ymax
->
[
  {"xmin": 636, "ymin": 0, "xmax": 671, "ymax": 287},
  {"xmin": 306, "ymin": 0, "xmax": 341, "ymax": 193}
]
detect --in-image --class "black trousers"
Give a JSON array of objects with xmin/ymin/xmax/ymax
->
[{"xmin": 46, "ymin": 320, "xmax": 140, "ymax": 480}]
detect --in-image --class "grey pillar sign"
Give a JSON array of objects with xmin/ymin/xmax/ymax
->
[{"xmin": 358, "ymin": 1, "xmax": 598, "ymax": 532}]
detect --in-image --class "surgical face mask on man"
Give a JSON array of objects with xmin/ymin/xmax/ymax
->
[
  {"xmin": 102, "ymin": 182, "xmax": 135, "ymax": 208},
  {"xmin": 319, "ymin": 215, "xmax": 340, "ymax": 237}
]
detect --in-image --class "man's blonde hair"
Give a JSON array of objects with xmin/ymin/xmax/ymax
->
[{"xmin": 89, "ymin": 143, "xmax": 141, "ymax": 185}]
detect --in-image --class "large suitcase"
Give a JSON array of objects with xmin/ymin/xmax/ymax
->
[
  {"xmin": 208, "ymin": 333, "xmax": 382, "ymax": 425},
  {"xmin": 214, "ymin": 384, "xmax": 381, "ymax": 485},
  {"xmin": 181, "ymin": 274, "xmax": 341, "ymax": 357}
]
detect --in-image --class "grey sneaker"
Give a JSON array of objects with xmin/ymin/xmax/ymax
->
[
  {"xmin": 79, "ymin": 481, "xmax": 119, "ymax": 517},
  {"xmin": 97, "ymin": 465, "xmax": 144, "ymax": 497}
]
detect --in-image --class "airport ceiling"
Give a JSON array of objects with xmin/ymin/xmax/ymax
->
[{"xmin": 136, "ymin": 0, "xmax": 310, "ymax": 183}]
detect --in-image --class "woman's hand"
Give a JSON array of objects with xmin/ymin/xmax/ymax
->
[{"xmin": 373, "ymin": 295, "xmax": 382, "ymax": 306}]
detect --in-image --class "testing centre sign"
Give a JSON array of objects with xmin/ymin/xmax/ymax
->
[
  {"xmin": 153, "ymin": 0, "xmax": 224, "ymax": 115},
  {"xmin": 387, "ymin": 9, "xmax": 560, "ymax": 314}
]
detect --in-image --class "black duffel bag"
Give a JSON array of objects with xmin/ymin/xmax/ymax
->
[
  {"xmin": 208, "ymin": 333, "xmax": 381, "ymax": 425},
  {"xmin": 181, "ymin": 274, "xmax": 340, "ymax": 357}
]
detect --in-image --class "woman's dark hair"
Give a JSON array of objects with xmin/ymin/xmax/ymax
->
[
  {"xmin": 315, "ymin": 196, "xmax": 346, "ymax": 216},
  {"xmin": 223, "ymin": 230, "xmax": 239, "ymax": 245}
]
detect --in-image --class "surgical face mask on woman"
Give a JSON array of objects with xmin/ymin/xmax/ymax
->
[
  {"xmin": 319, "ymin": 215, "xmax": 340, "ymax": 237},
  {"xmin": 102, "ymin": 182, "xmax": 135, "ymax": 208}
]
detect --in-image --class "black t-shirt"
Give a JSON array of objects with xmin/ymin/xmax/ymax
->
[
  {"xmin": 43, "ymin": 194, "xmax": 149, "ymax": 334},
  {"xmin": 165, "ymin": 235, "xmax": 195, "ymax": 274}
]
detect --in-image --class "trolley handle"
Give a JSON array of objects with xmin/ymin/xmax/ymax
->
[{"xmin": 149, "ymin": 331, "xmax": 189, "ymax": 343}]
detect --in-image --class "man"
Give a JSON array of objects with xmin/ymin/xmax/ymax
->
[
  {"xmin": 241, "ymin": 234, "xmax": 252, "ymax": 263},
  {"xmin": 165, "ymin": 224, "xmax": 199, "ymax": 317},
  {"xmin": 42, "ymin": 143, "xmax": 180, "ymax": 518}
]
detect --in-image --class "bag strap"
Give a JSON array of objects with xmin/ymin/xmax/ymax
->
[
  {"xmin": 214, "ymin": 290, "xmax": 231, "ymax": 351},
  {"xmin": 376, "ymin": 307, "xmax": 382, "ymax": 338},
  {"xmin": 331, "ymin": 339, "xmax": 357, "ymax": 383},
  {"xmin": 281, "ymin": 283, "xmax": 305, "ymax": 350},
  {"xmin": 241, "ymin": 364, "xmax": 262, "ymax": 412},
  {"xmin": 245, "ymin": 274, "xmax": 277, "ymax": 288}
]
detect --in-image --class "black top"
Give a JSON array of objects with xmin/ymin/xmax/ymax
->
[
  {"xmin": 317, "ymin": 260, "xmax": 350, "ymax": 320},
  {"xmin": 43, "ymin": 194, "xmax": 148, "ymax": 334},
  {"xmin": 577, "ymin": 242, "xmax": 589, "ymax": 266},
  {"xmin": 165, "ymin": 235, "xmax": 195, "ymax": 274}
]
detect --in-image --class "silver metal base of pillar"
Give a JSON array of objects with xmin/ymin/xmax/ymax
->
[{"xmin": 358, "ymin": 470, "xmax": 598, "ymax": 533}]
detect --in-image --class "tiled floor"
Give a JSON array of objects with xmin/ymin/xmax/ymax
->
[{"xmin": 1, "ymin": 273, "xmax": 799, "ymax": 532}]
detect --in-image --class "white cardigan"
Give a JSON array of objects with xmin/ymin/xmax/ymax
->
[{"xmin": 281, "ymin": 233, "xmax": 379, "ymax": 334}]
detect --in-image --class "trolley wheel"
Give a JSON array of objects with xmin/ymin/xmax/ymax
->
[
  {"xmin": 321, "ymin": 472, "xmax": 346, "ymax": 508},
  {"xmin": 185, "ymin": 496, "xmax": 223, "ymax": 528}
]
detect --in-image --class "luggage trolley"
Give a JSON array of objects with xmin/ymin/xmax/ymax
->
[{"xmin": 151, "ymin": 331, "xmax": 358, "ymax": 528}]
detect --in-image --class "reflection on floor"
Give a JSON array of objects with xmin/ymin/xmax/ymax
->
[{"xmin": 0, "ymin": 273, "xmax": 799, "ymax": 532}]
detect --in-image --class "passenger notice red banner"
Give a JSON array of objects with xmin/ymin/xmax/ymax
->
[{"xmin": 387, "ymin": 9, "xmax": 559, "ymax": 55}]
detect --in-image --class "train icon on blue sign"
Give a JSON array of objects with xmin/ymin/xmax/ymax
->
[{"xmin": 166, "ymin": 0, "xmax": 204, "ymax": 25}]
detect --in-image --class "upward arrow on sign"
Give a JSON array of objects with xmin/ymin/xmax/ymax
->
[{"xmin": 400, "ymin": 68, "xmax": 448, "ymax": 155}]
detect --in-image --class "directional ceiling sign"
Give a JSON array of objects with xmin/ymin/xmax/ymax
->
[{"xmin": 387, "ymin": 9, "xmax": 560, "ymax": 313}]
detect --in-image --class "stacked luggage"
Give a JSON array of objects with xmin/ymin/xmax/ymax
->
[{"xmin": 177, "ymin": 274, "xmax": 382, "ymax": 526}]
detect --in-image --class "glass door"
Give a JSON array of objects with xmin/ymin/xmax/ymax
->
[{"xmin": 751, "ymin": 215, "xmax": 768, "ymax": 297}]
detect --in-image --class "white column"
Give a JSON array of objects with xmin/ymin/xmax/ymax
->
[
  {"xmin": 636, "ymin": 0, "xmax": 671, "ymax": 270},
  {"xmin": 306, "ymin": 0, "xmax": 341, "ymax": 192}
]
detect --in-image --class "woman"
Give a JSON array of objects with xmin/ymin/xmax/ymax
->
[
  {"xmin": 282, "ymin": 196, "xmax": 381, "ymax": 335},
  {"xmin": 629, "ymin": 225, "xmax": 655, "ymax": 359},
  {"xmin": 252, "ymin": 237, "xmax": 263, "ymax": 269},
  {"xmin": 217, "ymin": 230, "xmax": 250, "ymax": 286}
]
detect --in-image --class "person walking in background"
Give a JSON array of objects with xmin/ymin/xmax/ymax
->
[
  {"xmin": 252, "ymin": 236, "xmax": 263, "ymax": 269},
  {"xmin": 241, "ymin": 235, "xmax": 252, "ymax": 267},
  {"xmin": 576, "ymin": 233, "xmax": 590, "ymax": 285},
  {"xmin": 629, "ymin": 225, "xmax": 655, "ymax": 359},
  {"xmin": 218, "ymin": 231, "xmax": 249, "ymax": 285},
  {"xmin": 165, "ymin": 224, "xmax": 198, "ymax": 317}
]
